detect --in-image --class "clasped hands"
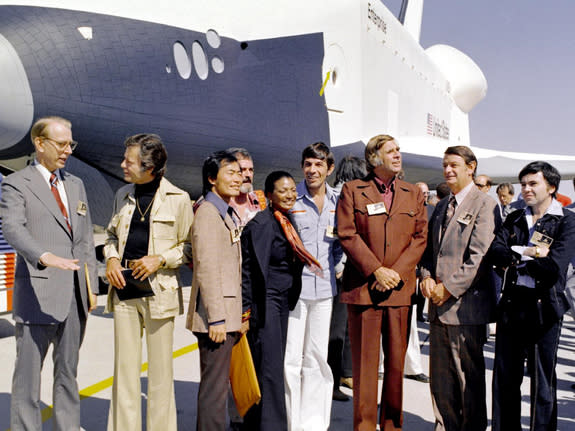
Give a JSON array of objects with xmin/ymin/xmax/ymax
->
[
  {"xmin": 106, "ymin": 255, "xmax": 163, "ymax": 289},
  {"xmin": 373, "ymin": 266, "xmax": 401, "ymax": 291},
  {"xmin": 421, "ymin": 277, "xmax": 451, "ymax": 306}
]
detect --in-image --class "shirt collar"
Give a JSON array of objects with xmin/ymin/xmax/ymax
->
[
  {"xmin": 230, "ymin": 191, "xmax": 261, "ymax": 211},
  {"xmin": 451, "ymin": 181, "xmax": 475, "ymax": 206},
  {"xmin": 525, "ymin": 198, "xmax": 563, "ymax": 218},
  {"xmin": 373, "ymin": 175, "xmax": 395, "ymax": 194},
  {"xmin": 205, "ymin": 191, "xmax": 236, "ymax": 221},
  {"xmin": 33, "ymin": 160, "xmax": 62, "ymax": 184},
  {"xmin": 296, "ymin": 180, "xmax": 337, "ymax": 203}
]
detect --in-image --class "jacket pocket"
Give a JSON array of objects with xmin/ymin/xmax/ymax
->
[{"xmin": 152, "ymin": 214, "xmax": 176, "ymax": 239}]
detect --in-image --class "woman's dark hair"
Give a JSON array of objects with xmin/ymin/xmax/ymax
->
[
  {"xmin": 201, "ymin": 150, "xmax": 238, "ymax": 196},
  {"xmin": 518, "ymin": 161, "xmax": 561, "ymax": 198},
  {"xmin": 264, "ymin": 171, "xmax": 294, "ymax": 195},
  {"xmin": 335, "ymin": 156, "xmax": 367, "ymax": 185}
]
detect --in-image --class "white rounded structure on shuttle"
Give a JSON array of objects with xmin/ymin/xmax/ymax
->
[
  {"xmin": 425, "ymin": 44, "xmax": 487, "ymax": 113},
  {"xmin": 0, "ymin": 33, "xmax": 33, "ymax": 151}
]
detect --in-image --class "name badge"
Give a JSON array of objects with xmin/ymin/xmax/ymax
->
[
  {"xmin": 76, "ymin": 201, "xmax": 87, "ymax": 216},
  {"xmin": 530, "ymin": 231, "xmax": 553, "ymax": 248},
  {"xmin": 326, "ymin": 225, "xmax": 338, "ymax": 238},
  {"xmin": 457, "ymin": 212, "xmax": 473, "ymax": 225},
  {"xmin": 366, "ymin": 202, "xmax": 387, "ymax": 216},
  {"xmin": 230, "ymin": 227, "xmax": 242, "ymax": 244}
]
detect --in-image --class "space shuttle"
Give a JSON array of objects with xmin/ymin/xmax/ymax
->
[{"xmin": 1, "ymin": 0, "xmax": 574, "ymax": 221}]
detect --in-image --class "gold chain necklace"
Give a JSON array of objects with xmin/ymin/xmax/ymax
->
[{"xmin": 135, "ymin": 196, "xmax": 155, "ymax": 222}]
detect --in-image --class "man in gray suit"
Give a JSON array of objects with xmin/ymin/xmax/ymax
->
[
  {"xmin": 0, "ymin": 116, "xmax": 97, "ymax": 430},
  {"xmin": 420, "ymin": 146, "xmax": 498, "ymax": 431}
]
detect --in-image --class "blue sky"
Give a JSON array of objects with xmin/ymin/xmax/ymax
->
[{"xmin": 386, "ymin": 1, "xmax": 575, "ymax": 156}]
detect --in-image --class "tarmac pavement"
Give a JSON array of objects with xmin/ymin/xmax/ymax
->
[{"xmin": 1, "ymin": 284, "xmax": 574, "ymax": 430}]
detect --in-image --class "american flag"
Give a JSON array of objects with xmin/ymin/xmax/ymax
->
[{"xmin": 427, "ymin": 113, "xmax": 434, "ymax": 135}]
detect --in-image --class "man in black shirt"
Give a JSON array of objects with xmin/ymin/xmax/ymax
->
[{"xmin": 104, "ymin": 134, "xmax": 193, "ymax": 431}]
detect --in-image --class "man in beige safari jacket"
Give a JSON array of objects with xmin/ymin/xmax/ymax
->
[{"xmin": 104, "ymin": 134, "xmax": 193, "ymax": 431}]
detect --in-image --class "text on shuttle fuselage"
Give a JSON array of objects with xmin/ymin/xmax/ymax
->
[
  {"xmin": 426, "ymin": 113, "xmax": 450, "ymax": 140},
  {"xmin": 368, "ymin": 3, "xmax": 387, "ymax": 34}
]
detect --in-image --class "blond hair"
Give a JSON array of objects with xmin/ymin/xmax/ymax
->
[
  {"xmin": 30, "ymin": 116, "xmax": 71, "ymax": 143},
  {"xmin": 365, "ymin": 134, "xmax": 395, "ymax": 171}
]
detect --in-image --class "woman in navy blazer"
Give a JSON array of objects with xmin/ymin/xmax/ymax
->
[{"xmin": 241, "ymin": 171, "xmax": 304, "ymax": 431}]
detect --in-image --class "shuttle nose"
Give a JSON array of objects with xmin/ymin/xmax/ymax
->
[{"xmin": 0, "ymin": 33, "xmax": 33, "ymax": 153}]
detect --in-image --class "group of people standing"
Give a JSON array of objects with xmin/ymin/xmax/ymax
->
[{"xmin": 1, "ymin": 115, "xmax": 573, "ymax": 431}]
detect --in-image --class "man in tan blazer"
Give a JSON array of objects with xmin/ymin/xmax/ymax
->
[
  {"xmin": 420, "ymin": 146, "xmax": 498, "ymax": 431},
  {"xmin": 187, "ymin": 150, "xmax": 248, "ymax": 431},
  {"xmin": 337, "ymin": 135, "xmax": 427, "ymax": 431},
  {"xmin": 105, "ymin": 134, "xmax": 193, "ymax": 431}
]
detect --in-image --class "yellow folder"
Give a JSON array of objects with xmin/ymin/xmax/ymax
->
[
  {"xmin": 229, "ymin": 333, "xmax": 261, "ymax": 417},
  {"xmin": 84, "ymin": 263, "xmax": 96, "ymax": 311}
]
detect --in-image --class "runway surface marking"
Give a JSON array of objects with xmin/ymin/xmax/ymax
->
[{"xmin": 8, "ymin": 342, "xmax": 199, "ymax": 429}]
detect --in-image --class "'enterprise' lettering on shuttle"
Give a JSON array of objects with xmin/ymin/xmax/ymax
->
[
  {"xmin": 426, "ymin": 113, "xmax": 450, "ymax": 140},
  {"xmin": 368, "ymin": 3, "xmax": 387, "ymax": 34}
]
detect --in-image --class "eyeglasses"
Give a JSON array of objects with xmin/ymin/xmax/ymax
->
[
  {"xmin": 475, "ymin": 183, "xmax": 488, "ymax": 188},
  {"xmin": 42, "ymin": 137, "xmax": 78, "ymax": 151}
]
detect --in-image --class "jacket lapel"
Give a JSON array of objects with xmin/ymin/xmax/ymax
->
[
  {"xmin": 251, "ymin": 211, "xmax": 274, "ymax": 285},
  {"xmin": 441, "ymin": 187, "xmax": 479, "ymax": 245},
  {"xmin": 388, "ymin": 182, "xmax": 410, "ymax": 217},
  {"xmin": 435, "ymin": 197, "xmax": 448, "ymax": 248},
  {"xmin": 358, "ymin": 181, "xmax": 384, "ymax": 206},
  {"xmin": 24, "ymin": 166, "xmax": 72, "ymax": 238},
  {"xmin": 149, "ymin": 178, "xmax": 166, "ymax": 219},
  {"xmin": 62, "ymin": 171, "xmax": 80, "ymax": 238}
]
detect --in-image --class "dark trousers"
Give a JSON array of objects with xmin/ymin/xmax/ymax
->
[
  {"xmin": 348, "ymin": 305, "xmax": 410, "ymax": 431},
  {"xmin": 196, "ymin": 332, "xmax": 238, "ymax": 431},
  {"xmin": 429, "ymin": 321, "xmax": 487, "ymax": 431},
  {"xmin": 328, "ymin": 281, "xmax": 352, "ymax": 389},
  {"xmin": 244, "ymin": 289, "xmax": 290, "ymax": 431},
  {"xmin": 11, "ymin": 284, "xmax": 86, "ymax": 431},
  {"xmin": 492, "ymin": 289, "xmax": 562, "ymax": 431}
]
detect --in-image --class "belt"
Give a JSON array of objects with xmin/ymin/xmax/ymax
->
[{"xmin": 123, "ymin": 259, "xmax": 137, "ymax": 269}]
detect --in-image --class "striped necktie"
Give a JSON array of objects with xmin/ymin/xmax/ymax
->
[
  {"xmin": 50, "ymin": 173, "xmax": 71, "ymax": 232},
  {"xmin": 442, "ymin": 195, "xmax": 456, "ymax": 236}
]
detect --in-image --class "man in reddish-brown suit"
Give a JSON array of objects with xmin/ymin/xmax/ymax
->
[{"xmin": 337, "ymin": 134, "xmax": 427, "ymax": 431}]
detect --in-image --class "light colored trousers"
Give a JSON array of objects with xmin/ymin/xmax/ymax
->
[
  {"xmin": 107, "ymin": 294, "xmax": 177, "ymax": 431},
  {"xmin": 381, "ymin": 305, "xmax": 424, "ymax": 376},
  {"xmin": 404, "ymin": 305, "xmax": 424, "ymax": 375},
  {"xmin": 284, "ymin": 297, "xmax": 333, "ymax": 431}
]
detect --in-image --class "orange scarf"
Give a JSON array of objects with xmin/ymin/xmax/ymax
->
[{"xmin": 273, "ymin": 209, "xmax": 323, "ymax": 277}]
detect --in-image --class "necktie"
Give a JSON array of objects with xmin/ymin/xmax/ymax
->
[
  {"xmin": 442, "ymin": 195, "xmax": 456, "ymax": 235},
  {"xmin": 50, "ymin": 173, "xmax": 71, "ymax": 232}
]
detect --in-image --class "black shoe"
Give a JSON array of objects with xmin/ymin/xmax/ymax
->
[
  {"xmin": 229, "ymin": 421, "xmax": 243, "ymax": 431},
  {"xmin": 405, "ymin": 373, "xmax": 430, "ymax": 383},
  {"xmin": 333, "ymin": 388, "xmax": 350, "ymax": 402}
]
